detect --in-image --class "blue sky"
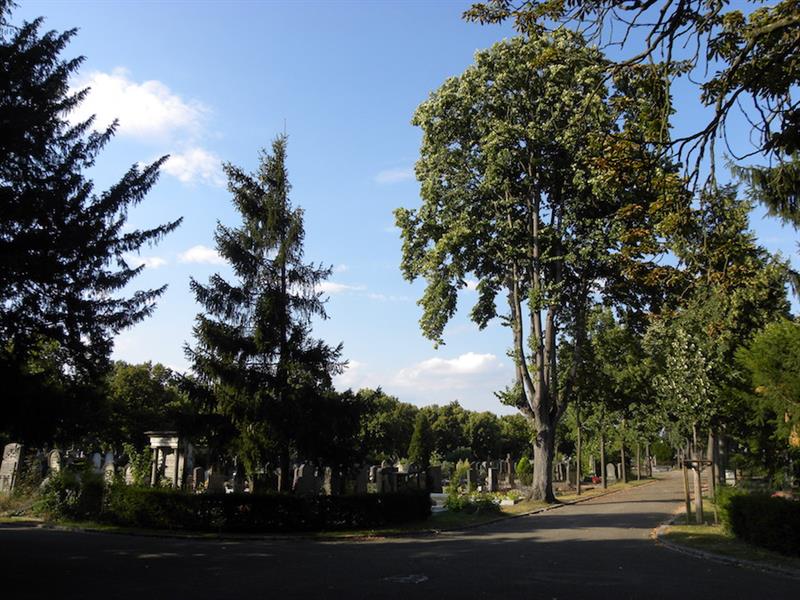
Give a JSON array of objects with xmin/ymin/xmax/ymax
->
[{"xmin": 17, "ymin": 1, "xmax": 798, "ymax": 414}]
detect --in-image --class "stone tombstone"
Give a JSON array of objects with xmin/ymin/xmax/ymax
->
[
  {"xmin": 322, "ymin": 467, "xmax": 334, "ymax": 495},
  {"xmin": 355, "ymin": 466, "xmax": 370, "ymax": 494},
  {"xmin": 377, "ymin": 467, "xmax": 397, "ymax": 494},
  {"xmin": 47, "ymin": 449, "xmax": 62, "ymax": 475},
  {"xmin": 207, "ymin": 469, "xmax": 226, "ymax": 494},
  {"xmin": 487, "ymin": 467, "xmax": 499, "ymax": 492},
  {"xmin": 426, "ymin": 465, "xmax": 443, "ymax": 493},
  {"xmin": 0, "ymin": 443, "xmax": 23, "ymax": 493},
  {"xmin": 103, "ymin": 452, "xmax": 115, "ymax": 483},
  {"xmin": 466, "ymin": 465, "xmax": 478, "ymax": 491},
  {"xmin": 124, "ymin": 465, "xmax": 135, "ymax": 485},
  {"xmin": 192, "ymin": 467, "xmax": 205, "ymax": 491},
  {"xmin": 91, "ymin": 452, "xmax": 103, "ymax": 474},
  {"xmin": 369, "ymin": 465, "xmax": 379, "ymax": 484},
  {"xmin": 294, "ymin": 463, "xmax": 319, "ymax": 495},
  {"xmin": 605, "ymin": 462, "xmax": 618, "ymax": 483}
]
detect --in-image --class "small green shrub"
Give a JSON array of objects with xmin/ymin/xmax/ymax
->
[
  {"xmin": 35, "ymin": 470, "xmax": 104, "ymax": 520},
  {"xmin": 443, "ymin": 492, "xmax": 500, "ymax": 515},
  {"xmin": 724, "ymin": 492, "xmax": 800, "ymax": 557},
  {"xmin": 516, "ymin": 456, "xmax": 533, "ymax": 486}
]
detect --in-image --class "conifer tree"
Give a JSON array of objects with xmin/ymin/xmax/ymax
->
[
  {"xmin": 186, "ymin": 135, "xmax": 343, "ymax": 483},
  {"xmin": 407, "ymin": 412, "xmax": 434, "ymax": 468},
  {"xmin": 0, "ymin": 3, "xmax": 180, "ymax": 439}
]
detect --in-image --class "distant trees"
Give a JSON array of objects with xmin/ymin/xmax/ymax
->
[
  {"xmin": 185, "ymin": 135, "xmax": 344, "ymax": 482},
  {"xmin": 408, "ymin": 412, "xmax": 435, "ymax": 468},
  {"xmin": 0, "ymin": 4, "xmax": 180, "ymax": 444}
]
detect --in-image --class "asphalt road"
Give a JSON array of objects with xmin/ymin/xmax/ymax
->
[{"xmin": 1, "ymin": 472, "xmax": 795, "ymax": 599}]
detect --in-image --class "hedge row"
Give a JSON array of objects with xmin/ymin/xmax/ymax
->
[
  {"xmin": 722, "ymin": 492, "xmax": 800, "ymax": 557},
  {"xmin": 103, "ymin": 485, "xmax": 431, "ymax": 532}
]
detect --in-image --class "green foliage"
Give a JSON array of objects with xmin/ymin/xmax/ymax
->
[
  {"xmin": 431, "ymin": 401, "xmax": 469, "ymax": 457},
  {"xmin": 723, "ymin": 493, "xmax": 800, "ymax": 557},
  {"xmin": 108, "ymin": 362, "xmax": 196, "ymax": 448},
  {"xmin": 35, "ymin": 470, "xmax": 104, "ymax": 521},
  {"xmin": 103, "ymin": 485, "xmax": 431, "ymax": 532},
  {"xmin": 122, "ymin": 443, "xmax": 151, "ymax": 486},
  {"xmin": 737, "ymin": 319, "xmax": 800, "ymax": 443},
  {"xmin": 515, "ymin": 456, "xmax": 533, "ymax": 486},
  {"xmin": 0, "ymin": 4, "xmax": 179, "ymax": 444},
  {"xmin": 408, "ymin": 412, "xmax": 435, "ymax": 468},
  {"xmin": 357, "ymin": 388, "xmax": 419, "ymax": 462},
  {"xmin": 443, "ymin": 492, "xmax": 500, "ymax": 515},
  {"xmin": 467, "ymin": 412, "xmax": 501, "ymax": 460},
  {"xmin": 186, "ymin": 135, "xmax": 343, "ymax": 476},
  {"xmin": 466, "ymin": 1, "xmax": 800, "ymax": 194}
]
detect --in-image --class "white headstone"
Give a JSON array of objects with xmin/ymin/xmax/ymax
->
[{"xmin": 0, "ymin": 443, "xmax": 23, "ymax": 493}]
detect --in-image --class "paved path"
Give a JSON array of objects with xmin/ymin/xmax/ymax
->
[{"xmin": 1, "ymin": 472, "xmax": 795, "ymax": 599}]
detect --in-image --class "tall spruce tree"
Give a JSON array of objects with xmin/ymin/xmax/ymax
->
[
  {"xmin": 0, "ymin": 3, "xmax": 180, "ymax": 441},
  {"xmin": 186, "ymin": 135, "xmax": 343, "ymax": 484}
]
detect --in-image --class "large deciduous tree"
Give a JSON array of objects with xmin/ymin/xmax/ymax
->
[
  {"xmin": 396, "ymin": 31, "xmax": 684, "ymax": 501},
  {"xmin": 0, "ymin": 3, "xmax": 180, "ymax": 440},
  {"xmin": 186, "ymin": 135, "xmax": 343, "ymax": 484}
]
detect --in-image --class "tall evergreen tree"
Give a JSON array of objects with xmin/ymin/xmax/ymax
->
[
  {"xmin": 186, "ymin": 135, "xmax": 343, "ymax": 484},
  {"xmin": 0, "ymin": 3, "xmax": 180, "ymax": 440}
]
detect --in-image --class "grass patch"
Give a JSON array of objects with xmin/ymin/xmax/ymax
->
[{"xmin": 663, "ymin": 521, "xmax": 800, "ymax": 573}]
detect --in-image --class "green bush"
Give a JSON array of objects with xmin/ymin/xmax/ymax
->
[
  {"xmin": 35, "ymin": 470, "xmax": 104, "ymax": 520},
  {"xmin": 723, "ymin": 492, "xmax": 800, "ymax": 557},
  {"xmin": 103, "ymin": 486, "xmax": 432, "ymax": 532},
  {"xmin": 443, "ymin": 492, "xmax": 500, "ymax": 515},
  {"xmin": 516, "ymin": 456, "xmax": 533, "ymax": 486}
]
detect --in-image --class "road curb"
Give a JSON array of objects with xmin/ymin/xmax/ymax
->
[{"xmin": 652, "ymin": 512, "xmax": 800, "ymax": 580}]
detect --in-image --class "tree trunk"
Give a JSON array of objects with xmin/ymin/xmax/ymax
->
[
  {"xmin": 681, "ymin": 450, "xmax": 692, "ymax": 523},
  {"xmin": 620, "ymin": 428, "xmax": 627, "ymax": 484},
  {"xmin": 636, "ymin": 443, "xmax": 641, "ymax": 481},
  {"xmin": 646, "ymin": 442, "xmax": 652, "ymax": 477},
  {"xmin": 600, "ymin": 431, "xmax": 607, "ymax": 490},
  {"xmin": 278, "ymin": 451, "xmax": 291, "ymax": 493},
  {"xmin": 576, "ymin": 406, "xmax": 582, "ymax": 496},
  {"xmin": 692, "ymin": 463, "xmax": 704, "ymax": 524},
  {"xmin": 530, "ymin": 422, "xmax": 557, "ymax": 502}
]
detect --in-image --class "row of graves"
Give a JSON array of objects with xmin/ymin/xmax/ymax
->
[
  {"xmin": 1, "ymin": 434, "xmax": 519, "ymax": 499},
  {"xmin": 1, "ymin": 435, "xmax": 648, "ymax": 499}
]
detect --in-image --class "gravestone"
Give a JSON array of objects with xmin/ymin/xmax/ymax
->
[
  {"xmin": 103, "ymin": 452, "xmax": 115, "ymax": 483},
  {"xmin": 487, "ymin": 467, "xmax": 499, "ymax": 492},
  {"xmin": 47, "ymin": 449, "xmax": 62, "ymax": 475},
  {"xmin": 124, "ymin": 465, "xmax": 135, "ymax": 485},
  {"xmin": 377, "ymin": 467, "xmax": 397, "ymax": 493},
  {"xmin": 466, "ymin": 465, "xmax": 477, "ymax": 491},
  {"xmin": 206, "ymin": 468, "xmax": 226, "ymax": 493},
  {"xmin": 0, "ymin": 443, "xmax": 23, "ymax": 493},
  {"xmin": 91, "ymin": 452, "xmax": 103, "ymax": 474},
  {"xmin": 426, "ymin": 465, "xmax": 442, "ymax": 493},
  {"xmin": 355, "ymin": 466, "xmax": 370, "ymax": 494},
  {"xmin": 605, "ymin": 462, "xmax": 617, "ymax": 483},
  {"xmin": 369, "ymin": 465, "xmax": 379, "ymax": 484},
  {"xmin": 192, "ymin": 467, "xmax": 205, "ymax": 491},
  {"xmin": 294, "ymin": 463, "xmax": 319, "ymax": 495}
]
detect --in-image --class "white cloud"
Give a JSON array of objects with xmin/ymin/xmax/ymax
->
[
  {"xmin": 464, "ymin": 279, "xmax": 479, "ymax": 291},
  {"xmin": 317, "ymin": 281, "xmax": 366, "ymax": 295},
  {"xmin": 366, "ymin": 292, "xmax": 410, "ymax": 302},
  {"xmin": 163, "ymin": 147, "xmax": 225, "ymax": 187},
  {"xmin": 71, "ymin": 67, "xmax": 208, "ymax": 140},
  {"xmin": 125, "ymin": 254, "xmax": 167, "ymax": 269},
  {"xmin": 374, "ymin": 167, "xmax": 415, "ymax": 184},
  {"xmin": 178, "ymin": 245, "xmax": 225, "ymax": 265},
  {"xmin": 393, "ymin": 352, "xmax": 507, "ymax": 391},
  {"xmin": 334, "ymin": 360, "xmax": 368, "ymax": 389},
  {"xmin": 333, "ymin": 264, "xmax": 349, "ymax": 273}
]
